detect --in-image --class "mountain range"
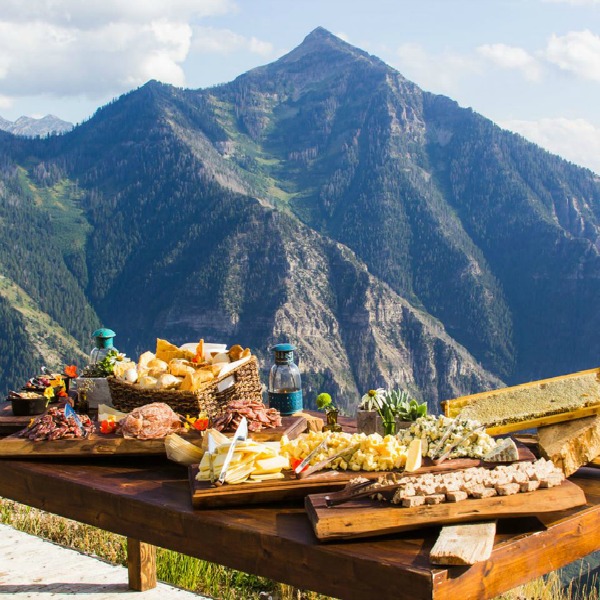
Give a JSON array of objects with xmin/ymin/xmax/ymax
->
[
  {"xmin": 0, "ymin": 114, "xmax": 73, "ymax": 137},
  {"xmin": 1, "ymin": 27, "xmax": 599, "ymax": 414}
]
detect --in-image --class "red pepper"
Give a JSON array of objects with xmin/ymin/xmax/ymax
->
[{"xmin": 100, "ymin": 420, "xmax": 117, "ymax": 434}]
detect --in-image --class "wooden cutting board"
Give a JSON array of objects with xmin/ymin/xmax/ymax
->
[
  {"xmin": 189, "ymin": 445, "xmax": 536, "ymax": 508},
  {"xmin": 0, "ymin": 415, "xmax": 306, "ymax": 458},
  {"xmin": 305, "ymin": 480, "xmax": 587, "ymax": 541},
  {"xmin": 0, "ymin": 431, "xmax": 204, "ymax": 457}
]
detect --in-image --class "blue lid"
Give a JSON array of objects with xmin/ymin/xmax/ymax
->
[
  {"xmin": 271, "ymin": 343, "xmax": 296, "ymax": 353},
  {"xmin": 92, "ymin": 328, "xmax": 116, "ymax": 339}
]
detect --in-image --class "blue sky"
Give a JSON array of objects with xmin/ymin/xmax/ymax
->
[{"xmin": 1, "ymin": 0, "xmax": 599, "ymax": 172}]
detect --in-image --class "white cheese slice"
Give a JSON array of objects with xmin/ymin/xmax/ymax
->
[{"xmin": 252, "ymin": 455, "xmax": 289, "ymax": 474}]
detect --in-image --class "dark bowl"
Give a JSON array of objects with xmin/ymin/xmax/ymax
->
[{"xmin": 10, "ymin": 396, "xmax": 48, "ymax": 416}]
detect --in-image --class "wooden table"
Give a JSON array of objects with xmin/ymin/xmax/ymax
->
[{"xmin": 0, "ymin": 455, "xmax": 599, "ymax": 600}]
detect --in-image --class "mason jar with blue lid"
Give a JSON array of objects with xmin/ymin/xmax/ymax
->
[{"xmin": 268, "ymin": 343, "xmax": 303, "ymax": 415}]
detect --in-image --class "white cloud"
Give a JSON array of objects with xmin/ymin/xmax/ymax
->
[
  {"xmin": 0, "ymin": 0, "xmax": 243, "ymax": 104},
  {"xmin": 544, "ymin": 30, "xmax": 600, "ymax": 81},
  {"xmin": 477, "ymin": 43, "xmax": 542, "ymax": 81},
  {"xmin": 192, "ymin": 27, "xmax": 274, "ymax": 57},
  {"xmin": 0, "ymin": 0, "xmax": 235, "ymax": 28},
  {"xmin": 0, "ymin": 94, "xmax": 12, "ymax": 109},
  {"xmin": 393, "ymin": 42, "xmax": 480, "ymax": 94},
  {"xmin": 500, "ymin": 117, "xmax": 600, "ymax": 174}
]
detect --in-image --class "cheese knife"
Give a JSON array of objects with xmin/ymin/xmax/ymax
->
[
  {"xmin": 207, "ymin": 432, "xmax": 217, "ymax": 484},
  {"xmin": 216, "ymin": 417, "xmax": 247, "ymax": 486},
  {"xmin": 296, "ymin": 443, "xmax": 360, "ymax": 479},
  {"xmin": 293, "ymin": 433, "xmax": 330, "ymax": 476}
]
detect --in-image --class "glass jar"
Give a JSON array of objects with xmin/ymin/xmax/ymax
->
[{"xmin": 268, "ymin": 343, "xmax": 303, "ymax": 415}]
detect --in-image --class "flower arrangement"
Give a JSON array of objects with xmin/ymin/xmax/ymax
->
[{"xmin": 82, "ymin": 349, "xmax": 127, "ymax": 378}]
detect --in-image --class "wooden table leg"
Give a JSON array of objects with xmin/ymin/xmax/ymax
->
[{"xmin": 127, "ymin": 537, "xmax": 157, "ymax": 591}]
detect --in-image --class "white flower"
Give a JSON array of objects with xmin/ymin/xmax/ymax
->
[{"xmin": 360, "ymin": 388, "xmax": 386, "ymax": 411}]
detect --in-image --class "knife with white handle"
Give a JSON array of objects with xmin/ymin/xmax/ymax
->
[
  {"xmin": 216, "ymin": 417, "xmax": 247, "ymax": 486},
  {"xmin": 207, "ymin": 432, "xmax": 217, "ymax": 484}
]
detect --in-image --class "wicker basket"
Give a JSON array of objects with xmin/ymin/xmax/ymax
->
[{"xmin": 107, "ymin": 356, "xmax": 263, "ymax": 417}]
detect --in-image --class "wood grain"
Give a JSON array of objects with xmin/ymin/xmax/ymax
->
[
  {"xmin": 0, "ymin": 416, "xmax": 305, "ymax": 458},
  {"xmin": 430, "ymin": 522, "xmax": 496, "ymax": 565},
  {"xmin": 0, "ymin": 449, "xmax": 598, "ymax": 599},
  {"xmin": 127, "ymin": 538, "xmax": 157, "ymax": 591},
  {"xmin": 305, "ymin": 480, "xmax": 586, "ymax": 541}
]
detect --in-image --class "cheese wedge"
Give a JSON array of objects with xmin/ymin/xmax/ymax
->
[
  {"xmin": 405, "ymin": 439, "xmax": 422, "ymax": 472},
  {"xmin": 483, "ymin": 438, "xmax": 519, "ymax": 462}
]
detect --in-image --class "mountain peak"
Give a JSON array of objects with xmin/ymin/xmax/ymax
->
[{"xmin": 272, "ymin": 26, "xmax": 388, "ymax": 74}]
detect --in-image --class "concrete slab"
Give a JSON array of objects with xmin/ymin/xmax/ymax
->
[{"xmin": 0, "ymin": 523, "xmax": 208, "ymax": 598}]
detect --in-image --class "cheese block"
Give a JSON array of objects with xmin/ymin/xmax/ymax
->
[
  {"xmin": 538, "ymin": 415, "xmax": 600, "ymax": 476},
  {"xmin": 483, "ymin": 438, "xmax": 519, "ymax": 462},
  {"xmin": 405, "ymin": 439, "xmax": 422, "ymax": 472},
  {"xmin": 252, "ymin": 455, "xmax": 289, "ymax": 474}
]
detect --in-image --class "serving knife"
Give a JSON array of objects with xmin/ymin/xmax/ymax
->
[
  {"xmin": 216, "ymin": 417, "xmax": 247, "ymax": 486},
  {"xmin": 293, "ymin": 433, "xmax": 330, "ymax": 476},
  {"xmin": 207, "ymin": 433, "xmax": 217, "ymax": 484},
  {"xmin": 296, "ymin": 443, "xmax": 360, "ymax": 479}
]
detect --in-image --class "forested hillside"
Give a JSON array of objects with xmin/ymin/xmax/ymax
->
[{"xmin": 0, "ymin": 28, "xmax": 598, "ymax": 411}]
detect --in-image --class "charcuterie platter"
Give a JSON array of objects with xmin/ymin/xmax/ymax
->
[{"xmin": 0, "ymin": 405, "xmax": 305, "ymax": 459}]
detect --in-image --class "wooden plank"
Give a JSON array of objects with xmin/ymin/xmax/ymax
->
[
  {"xmin": 430, "ymin": 521, "xmax": 496, "ymax": 565},
  {"xmin": 0, "ymin": 432, "xmax": 183, "ymax": 456},
  {"xmin": 305, "ymin": 480, "xmax": 586, "ymax": 541},
  {"xmin": 538, "ymin": 415, "xmax": 600, "ymax": 476},
  {"xmin": 485, "ymin": 404, "xmax": 600, "ymax": 436},
  {"xmin": 189, "ymin": 446, "xmax": 536, "ymax": 508},
  {"xmin": 0, "ymin": 416, "xmax": 304, "ymax": 458},
  {"xmin": 127, "ymin": 538, "xmax": 157, "ymax": 591},
  {"xmin": 0, "ymin": 455, "xmax": 598, "ymax": 600}
]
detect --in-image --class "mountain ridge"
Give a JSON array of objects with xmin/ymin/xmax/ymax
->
[{"xmin": 0, "ymin": 28, "xmax": 598, "ymax": 410}]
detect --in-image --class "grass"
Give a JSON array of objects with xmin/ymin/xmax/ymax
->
[{"xmin": 0, "ymin": 497, "xmax": 597, "ymax": 600}]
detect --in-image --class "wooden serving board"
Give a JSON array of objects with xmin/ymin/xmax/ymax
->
[
  {"xmin": 189, "ymin": 445, "xmax": 536, "ymax": 508},
  {"xmin": 0, "ymin": 431, "xmax": 204, "ymax": 457},
  {"xmin": 305, "ymin": 480, "xmax": 587, "ymax": 541},
  {"xmin": 0, "ymin": 416, "xmax": 306, "ymax": 459}
]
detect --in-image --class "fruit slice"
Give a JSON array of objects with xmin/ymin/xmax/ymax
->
[{"xmin": 405, "ymin": 439, "xmax": 423, "ymax": 472}]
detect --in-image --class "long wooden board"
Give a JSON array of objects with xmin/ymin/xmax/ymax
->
[
  {"xmin": 0, "ymin": 415, "xmax": 306, "ymax": 458},
  {"xmin": 0, "ymin": 431, "xmax": 200, "ymax": 457},
  {"xmin": 305, "ymin": 480, "xmax": 587, "ymax": 541},
  {"xmin": 189, "ymin": 445, "xmax": 536, "ymax": 508}
]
